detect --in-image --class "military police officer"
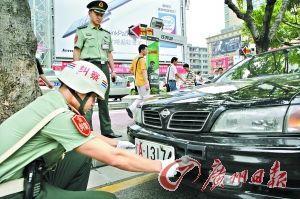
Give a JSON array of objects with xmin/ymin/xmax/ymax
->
[
  {"xmin": 0, "ymin": 61, "xmax": 178, "ymax": 199},
  {"xmin": 73, "ymin": 0, "xmax": 120, "ymax": 138}
]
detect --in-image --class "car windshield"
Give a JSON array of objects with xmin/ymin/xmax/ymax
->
[{"xmin": 216, "ymin": 46, "xmax": 300, "ymax": 83}]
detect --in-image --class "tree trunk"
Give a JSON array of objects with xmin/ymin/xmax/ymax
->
[
  {"xmin": 256, "ymin": 38, "xmax": 271, "ymax": 54},
  {"xmin": 226, "ymin": 0, "xmax": 291, "ymax": 54},
  {"xmin": 0, "ymin": 0, "xmax": 41, "ymax": 123}
]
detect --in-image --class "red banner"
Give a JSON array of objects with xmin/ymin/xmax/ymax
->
[
  {"xmin": 159, "ymin": 64, "xmax": 185, "ymax": 75},
  {"xmin": 52, "ymin": 62, "xmax": 185, "ymax": 75},
  {"xmin": 211, "ymin": 56, "xmax": 234, "ymax": 71}
]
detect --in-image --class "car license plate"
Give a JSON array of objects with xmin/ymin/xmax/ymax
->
[{"xmin": 135, "ymin": 138, "xmax": 175, "ymax": 161}]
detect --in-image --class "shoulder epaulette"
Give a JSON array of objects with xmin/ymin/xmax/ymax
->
[
  {"xmin": 77, "ymin": 25, "xmax": 88, "ymax": 29},
  {"xmin": 101, "ymin": 28, "xmax": 111, "ymax": 34}
]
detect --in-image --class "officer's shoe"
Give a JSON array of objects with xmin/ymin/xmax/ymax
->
[
  {"xmin": 104, "ymin": 132, "xmax": 122, "ymax": 138},
  {"xmin": 126, "ymin": 108, "xmax": 133, "ymax": 118}
]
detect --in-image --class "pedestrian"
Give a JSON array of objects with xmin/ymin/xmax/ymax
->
[
  {"xmin": 182, "ymin": 63, "xmax": 196, "ymax": 88},
  {"xmin": 165, "ymin": 57, "xmax": 185, "ymax": 92},
  {"xmin": 195, "ymin": 71, "xmax": 204, "ymax": 85},
  {"xmin": 214, "ymin": 67, "xmax": 224, "ymax": 79},
  {"xmin": 147, "ymin": 60, "xmax": 155, "ymax": 86},
  {"xmin": 126, "ymin": 44, "xmax": 150, "ymax": 118},
  {"xmin": 0, "ymin": 61, "xmax": 178, "ymax": 199},
  {"xmin": 36, "ymin": 58, "xmax": 54, "ymax": 89},
  {"xmin": 73, "ymin": 0, "xmax": 120, "ymax": 138}
]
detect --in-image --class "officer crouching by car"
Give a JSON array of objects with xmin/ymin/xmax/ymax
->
[{"xmin": 0, "ymin": 61, "xmax": 178, "ymax": 199}]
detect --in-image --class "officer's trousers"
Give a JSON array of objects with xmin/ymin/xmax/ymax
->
[
  {"xmin": 86, "ymin": 62, "xmax": 112, "ymax": 136},
  {"xmin": 2, "ymin": 151, "xmax": 117, "ymax": 199}
]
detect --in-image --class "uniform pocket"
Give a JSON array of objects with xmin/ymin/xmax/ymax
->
[
  {"xmin": 86, "ymin": 37, "xmax": 96, "ymax": 47},
  {"xmin": 101, "ymin": 38, "xmax": 110, "ymax": 50},
  {"xmin": 84, "ymin": 37, "xmax": 98, "ymax": 56}
]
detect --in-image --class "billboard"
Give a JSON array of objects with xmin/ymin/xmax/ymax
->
[
  {"xmin": 211, "ymin": 56, "xmax": 234, "ymax": 71},
  {"xmin": 147, "ymin": 36, "xmax": 159, "ymax": 75},
  {"xmin": 54, "ymin": 0, "xmax": 183, "ymax": 61},
  {"xmin": 211, "ymin": 36, "xmax": 241, "ymax": 56}
]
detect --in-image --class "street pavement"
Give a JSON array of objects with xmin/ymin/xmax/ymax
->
[
  {"xmin": 97, "ymin": 173, "xmax": 210, "ymax": 199},
  {"xmin": 92, "ymin": 107, "xmax": 134, "ymax": 137},
  {"xmin": 114, "ymin": 178, "xmax": 208, "ymax": 199}
]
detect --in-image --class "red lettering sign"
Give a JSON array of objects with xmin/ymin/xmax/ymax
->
[
  {"xmin": 71, "ymin": 115, "xmax": 91, "ymax": 137},
  {"xmin": 251, "ymin": 169, "xmax": 265, "ymax": 184},
  {"xmin": 267, "ymin": 161, "xmax": 287, "ymax": 188},
  {"xmin": 201, "ymin": 159, "xmax": 226, "ymax": 191},
  {"xmin": 230, "ymin": 170, "xmax": 248, "ymax": 185},
  {"xmin": 159, "ymin": 156, "xmax": 201, "ymax": 192},
  {"xmin": 78, "ymin": 66, "xmax": 90, "ymax": 76},
  {"xmin": 90, "ymin": 71, "xmax": 100, "ymax": 81}
]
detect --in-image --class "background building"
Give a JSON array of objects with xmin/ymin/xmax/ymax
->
[
  {"xmin": 206, "ymin": 29, "xmax": 241, "ymax": 73},
  {"xmin": 187, "ymin": 44, "xmax": 209, "ymax": 74},
  {"xmin": 224, "ymin": 2, "xmax": 243, "ymax": 33}
]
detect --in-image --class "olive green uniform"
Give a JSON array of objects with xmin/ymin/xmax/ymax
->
[
  {"xmin": 74, "ymin": 23, "xmax": 114, "ymax": 135},
  {"xmin": 0, "ymin": 91, "xmax": 116, "ymax": 199}
]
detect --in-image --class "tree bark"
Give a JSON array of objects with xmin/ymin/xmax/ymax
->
[
  {"xmin": 261, "ymin": 0, "xmax": 276, "ymax": 50},
  {"xmin": 0, "ymin": 0, "xmax": 41, "ymax": 123}
]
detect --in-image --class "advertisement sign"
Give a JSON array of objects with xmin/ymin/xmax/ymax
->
[
  {"xmin": 52, "ymin": 61, "xmax": 131, "ymax": 73},
  {"xmin": 211, "ymin": 36, "xmax": 241, "ymax": 56},
  {"xmin": 159, "ymin": 64, "xmax": 184, "ymax": 75},
  {"xmin": 146, "ymin": 36, "xmax": 159, "ymax": 89},
  {"xmin": 158, "ymin": 12, "xmax": 176, "ymax": 34},
  {"xmin": 153, "ymin": 29, "xmax": 186, "ymax": 44},
  {"xmin": 211, "ymin": 56, "xmax": 234, "ymax": 71},
  {"xmin": 147, "ymin": 37, "xmax": 159, "ymax": 75},
  {"xmin": 54, "ymin": 0, "xmax": 183, "ymax": 61}
]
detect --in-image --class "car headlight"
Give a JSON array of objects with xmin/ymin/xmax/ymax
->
[
  {"xmin": 134, "ymin": 107, "xmax": 142, "ymax": 124},
  {"xmin": 211, "ymin": 106, "xmax": 288, "ymax": 133},
  {"xmin": 286, "ymin": 105, "xmax": 300, "ymax": 133}
]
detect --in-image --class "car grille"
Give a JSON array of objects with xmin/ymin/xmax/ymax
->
[
  {"xmin": 168, "ymin": 111, "xmax": 210, "ymax": 131},
  {"xmin": 143, "ymin": 110, "xmax": 162, "ymax": 128}
]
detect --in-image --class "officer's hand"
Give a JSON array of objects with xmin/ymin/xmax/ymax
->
[
  {"xmin": 48, "ymin": 83, "xmax": 54, "ymax": 89},
  {"xmin": 117, "ymin": 140, "xmax": 135, "ymax": 149},
  {"xmin": 111, "ymin": 71, "xmax": 117, "ymax": 79},
  {"xmin": 145, "ymin": 82, "xmax": 150, "ymax": 90},
  {"xmin": 159, "ymin": 159, "xmax": 179, "ymax": 178}
]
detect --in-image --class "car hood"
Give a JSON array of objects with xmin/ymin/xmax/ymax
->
[{"xmin": 144, "ymin": 74, "xmax": 300, "ymax": 107}]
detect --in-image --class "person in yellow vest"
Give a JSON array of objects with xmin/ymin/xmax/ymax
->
[
  {"xmin": 0, "ymin": 61, "xmax": 178, "ymax": 199},
  {"xmin": 73, "ymin": 0, "xmax": 120, "ymax": 138}
]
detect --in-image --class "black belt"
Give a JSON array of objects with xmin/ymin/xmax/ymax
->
[
  {"xmin": 168, "ymin": 80, "xmax": 176, "ymax": 82},
  {"xmin": 83, "ymin": 59, "xmax": 107, "ymax": 65}
]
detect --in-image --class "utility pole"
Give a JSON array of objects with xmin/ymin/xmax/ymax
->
[
  {"xmin": 28, "ymin": 0, "xmax": 53, "ymax": 68},
  {"xmin": 181, "ymin": 0, "xmax": 188, "ymax": 62}
]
